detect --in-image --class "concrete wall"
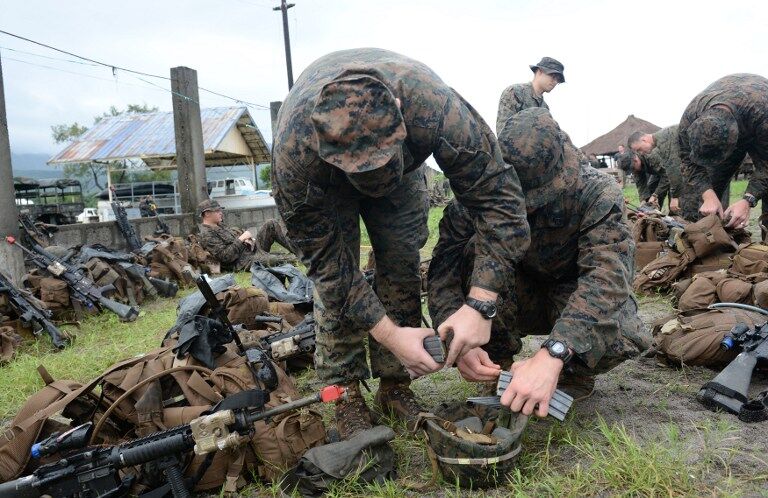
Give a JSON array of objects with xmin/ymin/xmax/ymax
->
[{"xmin": 50, "ymin": 205, "xmax": 280, "ymax": 250}]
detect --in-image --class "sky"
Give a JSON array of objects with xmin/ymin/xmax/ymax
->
[{"xmin": 2, "ymin": 0, "xmax": 768, "ymax": 160}]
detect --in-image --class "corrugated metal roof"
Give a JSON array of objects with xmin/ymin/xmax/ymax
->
[{"xmin": 48, "ymin": 107, "xmax": 271, "ymax": 166}]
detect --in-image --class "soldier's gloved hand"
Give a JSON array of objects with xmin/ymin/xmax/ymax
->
[
  {"xmin": 724, "ymin": 199, "xmax": 750, "ymax": 229},
  {"xmin": 370, "ymin": 315, "xmax": 440, "ymax": 379},
  {"xmin": 438, "ymin": 305, "xmax": 492, "ymax": 368},
  {"xmin": 699, "ymin": 189, "xmax": 724, "ymax": 217},
  {"xmin": 456, "ymin": 348, "xmax": 501, "ymax": 382},
  {"xmin": 500, "ymin": 348, "xmax": 564, "ymax": 418}
]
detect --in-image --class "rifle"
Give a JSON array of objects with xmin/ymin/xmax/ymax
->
[
  {"xmin": 18, "ymin": 212, "xmax": 55, "ymax": 247},
  {"xmin": 259, "ymin": 313, "xmax": 316, "ymax": 361},
  {"xmin": 118, "ymin": 262, "xmax": 179, "ymax": 298},
  {"xmin": 194, "ymin": 273, "xmax": 278, "ymax": 389},
  {"xmin": 626, "ymin": 203, "xmax": 686, "ymax": 230},
  {"xmin": 697, "ymin": 321, "xmax": 768, "ymax": 417},
  {"xmin": 6, "ymin": 236, "xmax": 139, "ymax": 322},
  {"xmin": 110, "ymin": 202, "xmax": 142, "ymax": 252},
  {"xmin": 0, "ymin": 271, "xmax": 70, "ymax": 349},
  {"xmin": 0, "ymin": 386, "xmax": 346, "ymax": 498}
]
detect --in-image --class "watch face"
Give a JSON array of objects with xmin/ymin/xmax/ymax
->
[
  {"xmin": 550, "ymin": 341, "xmax": 566, "ymax": 355},
  {"xmin": 486, "ymin": 304, "xmax": 497, "ymax": 319}
]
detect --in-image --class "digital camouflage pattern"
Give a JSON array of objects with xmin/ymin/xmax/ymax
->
[
  {"xmin": 256, "ymin": 218, "xmax": 298, "ymax": 255},
  {"xmin": 647, "ymin": 125, "xmax": 683, "ymax": 198},
  {"xmin": 271, "ymin": 48, "xmax": 529, "ymax": 385},
  {"xmin": 198, "ymin": 223, "xmax": 253, "ymax": 272},
  {"xmin": 429, "ymin": 112, "xmax": 649, "ymax": 371},
  {"xmin": 679, "ymin": 74, "xmax": 768, "ymax": 218},
  {"xmin": 495, "ymin": 82, "xmax": 549, "ymax": 135},
  {"xmin": 618, "ymin": 152, "xmax": 664, "ymax": 203}
]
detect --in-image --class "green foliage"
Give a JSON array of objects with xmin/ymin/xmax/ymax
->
[
  {"xmin": 51, "ymin": 104, "xmax": 160, "ymax": 190},
  {"xmin": 260, "ymin": 165, "xmax": 272, "ymax": 188}
]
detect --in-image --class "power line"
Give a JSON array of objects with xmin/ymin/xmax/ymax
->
[
  {"xmin": 0, "ymin": 29, "xmax": 270, "ymax": 110},
  {"xmin": 0, "ymin": 45, "xmax": 99, "ymax": 66}
]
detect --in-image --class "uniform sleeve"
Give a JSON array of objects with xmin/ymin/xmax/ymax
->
[
  {"xmin": 496, "ymin": 86, "xmax": 521, "ymax": 135},
  {"xmin": 202, "ymin": 227, "xmax": 245, "ymax": 266},
  {"xmin": 435, "ymin": 91, "xmax": 530, "ymax": 295},
  {"xmin": 427, "ymin": 200, "xmax": 474, "ymax": 327},
  {"xmin": 648, "ymin": 155, "xmax": 671, "ymax": 200},
  {"xmin": 633, "ymin": 170, "xmax": 651, "ymax": 201},
  {"xmin": 548, "ymin": 185, "xmax": 633, "ymax": 368},
  {"xmin": 679, "ymin": 119, "xmax": 714, "ymax": 195},
  {"xmin": 746, "ymin": 155, "xmax": 768, "ymax": 199},
  {"xmin": 272, "ymin": 151, "xmax": 387, "ymax": 332}
]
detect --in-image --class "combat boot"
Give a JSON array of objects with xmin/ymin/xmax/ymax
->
[
  {"xmin": 557, "ymin": 373, "xmax": 596, "ymax": 402},
  {"xmin": 334, "ymin": 381, "xmax": 373, "ymax": 440},
  {"xmin": 374, "ymin": 378, "xmax": 423, "ymax": 430}
]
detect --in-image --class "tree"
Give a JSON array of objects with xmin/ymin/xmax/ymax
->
[
  {"xmin": 51, "ymin": 104, "xmax": 159, "ymax": 191},
  {"xmin": 259, "ymin": 165, "xmax": 272, "ymax": 188}
]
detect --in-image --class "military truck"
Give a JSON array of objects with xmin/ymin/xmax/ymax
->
[{"xmin": 14, "ymin": 178, "xmax": 85, "ymax": 225}]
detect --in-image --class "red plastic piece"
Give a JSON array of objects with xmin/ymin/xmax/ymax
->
[{"xmin": 319, "ymin": 385, "xmax": 346, "ymax": 403}]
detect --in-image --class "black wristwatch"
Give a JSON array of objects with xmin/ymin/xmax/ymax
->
[
  {"xmin": 743, "ymin": 193, "xmax": 758, "ymax": 208},
  {"xmin": 465, "ymin": 297, "xmax": 497, "ymax": 320},
  {"xmin": 541, "ymin": 339, "xmax": 574, "ymax": 364}
]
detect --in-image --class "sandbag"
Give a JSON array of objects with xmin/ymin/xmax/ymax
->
[{"xmin": 652, "ymin": 308, "xmax": 765, "ymax": 366}]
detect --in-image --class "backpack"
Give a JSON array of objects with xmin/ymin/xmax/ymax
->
[
  {"xmin": 731, "ymin": 243, "xmax": 768, "ymax": 275},
  {"xmin": 681, "ymin": 214, "xmax": 736, "ymax": 259},
  {"xmin": 634, "ymin": 250, "xmax": 694, "ymax": 293}
]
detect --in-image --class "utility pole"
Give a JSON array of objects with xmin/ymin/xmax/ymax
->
[
  {"xmin": 0, "ymin": 52, "xmax": 25, "ymax": 283},
  {"xmin": 273, "ymin": 0, "xmax": 295, "ymax": 90},
  {"xmin": 170, "ymin": 66, "xmax": 208, "ymax": 217}
]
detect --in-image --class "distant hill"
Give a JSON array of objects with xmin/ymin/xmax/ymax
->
[{"xmin": 11, "ymin": 152, "xmax": 63, "ymax": 179}]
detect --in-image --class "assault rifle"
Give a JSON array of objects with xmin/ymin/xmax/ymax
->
[
  {"xmin": 111, "ymin": 202, "xmax": 142, "ymax": 252},
  {"xmin": 258, "ymin": 313, "xmax": 316, "ymax": 361},
  {"xmin": 626, "ymin": 203, "xmax": 686, "ymax": 230},
  {"xmin": 118, "ymin": 262, "xmax": 179, "ymax": 298},
  {"xmin": 6, "ymin": 236, "xmax": 139, "ymax": 322},
  {"xmin": 697, "ymin": 321, "xmax": 768, "ymax": 420},
  {"xmin": 0, "ymin": 271, "xmax": 69, "ymax": 349},
  {"xmin": 0, "ymin": 386, "xmax": 346, "ymax": 498}
]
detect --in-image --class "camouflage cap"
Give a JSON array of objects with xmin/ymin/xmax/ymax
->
[
  {"xmin": 688, "ymin": 108, "xmax": 739, "ymax": 167},
  {"xmin": 197, "ymin": 199, "xmax": 223, "ymax": 218},
  {"xmin": 499, "ymin": 108, "xmax": 575, "ymax": 209},
  {"xmin": 616, "ymin": 151, "xmax": 637, "ymax": 173},
  {"xmin": 530, "ymin": 57, "xmax": 565, "ymax": 83}
]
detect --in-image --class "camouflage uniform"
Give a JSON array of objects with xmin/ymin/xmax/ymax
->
[
  {"xmin": 198, "ymin": 223, "xmax": 257, "ymax": 272},
  {"xmin": 679, "ymin": 74, "xmax": 768, "ymax": 220},
  {"xmin": 256, "ymin": 217, "xmax": 298, "ymax": 255},
  {"xmin": 429, "ymin": 109, "xmax": 650, "ymax": 373},
  {"xmin": 272, "ymin": 48, "xmax": 529, "ymax": 385},
  {"xmin": 648, "ymin": 125, "xmax": 683, "ymax": 200},
  {"xmin": 496, "ymin": 82, "xmax": 549, "ymax": 135}
]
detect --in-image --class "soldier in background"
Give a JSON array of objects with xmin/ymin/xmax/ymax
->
[
  {"xmin": 496, "ymin": 57, "xmax": 565, "ymax": 134},
  {"xmin": 618, "ymin": 151, "xmax": 668, "ymax": 210},
  {"xmin": 678, "ymin": 74, "xmax": 768, "ymax": 226},
  {"xmin": 429, "ymin": 109, "xmax": 649, "ymax": 415},
  {"xmin": 272, "ymin": 48, "xmax": 530, "ymax": 439},
  {"xmin": 628, "ymin": 126, "xmax": 684, "ymax": 215}
]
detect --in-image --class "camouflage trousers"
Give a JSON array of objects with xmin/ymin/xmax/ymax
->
[
  {"xmin": 483, "ymin": 269, "xmax": 650, "ymax": 375},
  {"xmin": 314, "ymin": 167, "xmax": 430, "ymax": 385},
  {"xmin": 256, "ymin": 217, "xmax": 298, "ymax": 255}
]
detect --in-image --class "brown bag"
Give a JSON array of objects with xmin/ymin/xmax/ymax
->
[
  {"xmin": 633, "ymin": 251, "xmax": 693, "ymax": 293},
  {"xmin": 216, "ymin": 286, "xmax": 271, "ymax": 331},
  {"xmin": 684, "ymin": 251, "xmax": 733, "ymax": 277},
  {"xmin": 731, "ymin": 243, "xmax": 768, "ymax": 275},
  {"xmin": 678, "ymin": 275, "xmax": 718, "ymax": 311},
  {"xmin": 753, "ymin": 280, "xmax": 768, "ymax": 308},
  {"xmin": 716, "ymin": 278, "xmax": 753, "ymax": 303},
  {"xmin": 0, "ymin": 326, "xmax": 22, "ymax": 365},
  {"xmin": 681, "ymin": 214, "xmax": 736, "ymax": 259},
  {"xmin": 653, "ymin": 308, "xmax": 765, "ymax": 366},
  {"xmin": 39, "ymin": 277, "xmax": 70, "ymax": 310},
  {"xmin": 631, "ymin": 216, "xmax": 669, "ymax": 243},
  {"xmin": 635, "ymin": 241, "xmax": 666, "ymax": 271}
]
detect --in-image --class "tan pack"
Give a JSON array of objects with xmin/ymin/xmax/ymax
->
[
  {"xmin": 684, "ymin": 252, "xmax": 733, "ymax": 278},
  {"xmin": 39, "ymin": 277, "xmax": 70, "ymax": 310},
  {"xmin": 0, "ymin": 326, "xmax": 22, "ymax": 365},
  {"xmin": 652, "ymin": 308, "xmax": 765, "ymax": 366},
  {"xmin": 677, "ymin": 271, "xmax": 725, "ymax": 311},
  {"xmin": 634, "ymin": 251, "xmax": 693, "ymax": 293},
  {"xmin": 631, "ymin": 216, "xmax": 669, "ymax": 243},
  {"xmin": 716, "ymin": 277, "xmax": 753, "ymax": 304},
  {"xmin": 215, "ymin": 286, "xmax": 271, "ymax": 331},
  {"xmin": 635, "ymin": 241, "xmax": 666, "ymax": 271},
  {"xmin": 732, "ymin": 243, "xmax": 768, "ymax": 275},
  {"xmin": 681, "ymin": 214, "xmax": 736, "ymax": 259}
]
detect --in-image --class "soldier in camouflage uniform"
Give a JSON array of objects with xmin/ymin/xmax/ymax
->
[
  {"xmin": 429, "ymin": 109, "xmax": 650, "ymax": 416},
  {"xmin": 618, "ymin": 151, "xmax": 666, "ymax": 207},
  {"xmin": 197, "ymin": 200, "xmax": 292, "ymax": 272},
  {"xmin": 679, "ymin": 74, "xmax": 768, "ymax": 226},
  {"xmin": 272, "ymin": 48, "xmax": 530, "ymax": 439},
  {"xmin": 496, "ymin": 57, "xmax": 565, "ymax": 135},
  {"xmin": 255, "ymin": 217, "xmax": 298, "ymax": 256},
  {"xmin": 628, "ymin": 126, "xmax": 684, "ymax": 214}
]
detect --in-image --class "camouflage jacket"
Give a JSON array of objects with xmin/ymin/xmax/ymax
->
[
  {"xmin": 272, "ymin": 48, "xmax": 530, "ymax": 332},
  {"xmin": 198, "ymin": 223, "xmax": 247, "ymax": 271},
  {"xmin": 496, "ymin": 82, "xmax": 549, "ymax": 135},
  {"xmin": 679, "ymin": 74, "xmax": 768, "ymax": 198},
  {"xmin": 647, "ymin": 125, "xmax": 682, "ymax": 198},
  {"xmin": 633, "ymin": 154, "xmax": 663, "ymax": 201},
  {"xmin": 429, "ymin": 165, "xmax": 639, "ymax": 367}
]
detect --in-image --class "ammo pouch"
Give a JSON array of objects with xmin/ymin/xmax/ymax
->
[
  {"xmin": 39, "ymin": 277, "xmax": 70, "ymax": 310},
  {"xmin": 731, "ymin": 242, "xmax": 768, "ymax": 275},
  {"xmin": 652, "ymin": 308, "xmax": 766, "ymax": 367},
  {"xmin": 280, "ymin": 425, "xmax": 396, "ymax": 497},
  {"xmin": 681, "ymin": 214, "xmax": 736, "ymax": 259}
]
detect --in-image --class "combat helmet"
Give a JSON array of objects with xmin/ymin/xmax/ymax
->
[{"xmin": 418, "ymin": 402, "xmax": 528, "ymax": 489}]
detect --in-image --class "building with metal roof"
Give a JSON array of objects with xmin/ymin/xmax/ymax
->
[{"xmin": 48, "ymin": 106, "xmax": 270, "ymax": 168}]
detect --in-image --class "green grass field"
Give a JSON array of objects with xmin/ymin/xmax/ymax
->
[{"xmin": 1, "ymin": 184, "xmax": 766, "ymax": 496}]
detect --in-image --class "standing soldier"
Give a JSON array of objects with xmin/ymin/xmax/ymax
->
[
  {"xmin": 429, "ymin": 108, "xmax": 649, "ymax": 415},
  {"xmin": 272, "ymin": 48, "xmax": 530, "ymax": 439},
  {"xmin": 678, "ymin": 74, "xmax": 768, "ymax": 226},
  {"xmin": 496, "ymin": 57, "xmax": 565, "ymax": 134},
  {"xmin": 628, "ymin": 126, "xmax": 684, "ymax": 214}
]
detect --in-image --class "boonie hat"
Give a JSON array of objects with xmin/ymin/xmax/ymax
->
[{"xmin": 530, "ymin": 57, "xmax": 565, "ymax": 83}]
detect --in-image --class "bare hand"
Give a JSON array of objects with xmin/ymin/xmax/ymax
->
[
  {"xmin": 438, "ymin": 305, "xmax": 491, "ymax": 368},
  {"xmin": 647, "ymin": 195, "xmax": 659, "ymax": 209},
  {"xmin": 699, "ymin": 189, "xmax": 724, "ymax": 217},
  {"xmin": 456, "ymin": 348, "xmax": 501, "ymax": 382},
  {"xmin": 370, "ymin": 316, "xmax": 440, "ymax": 379},
  {"xmin": 238, "ymin": 230, "xmax": 254, "ymax": 242},
  {"xmin": 724, "ymin": 199, "xmax": 751, "ymax": 228},
  {"xmin": 499, "ymin": 349, "xmax": 564, "ymax": 418},
  {"xmin": 669, "ymin": 197, "xmax": 680, "ymax": 214}
]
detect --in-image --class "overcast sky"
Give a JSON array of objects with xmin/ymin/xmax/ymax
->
[{"xmin": 2, "ymin": 0, "xmax": 767, "ymax": 159}]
